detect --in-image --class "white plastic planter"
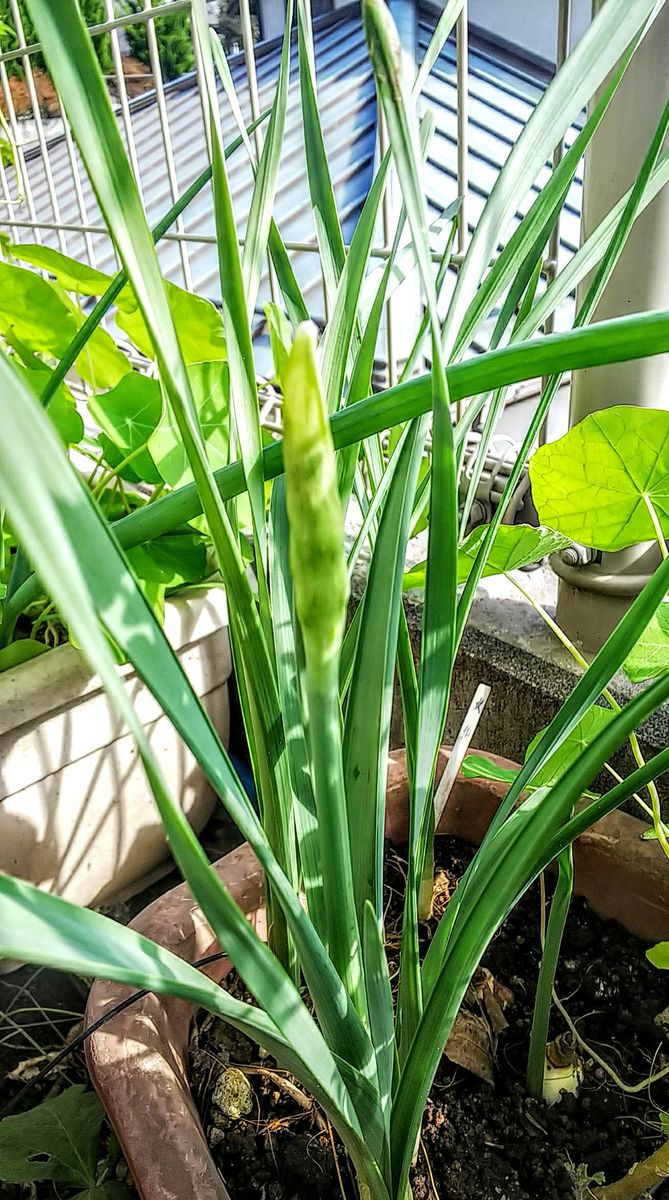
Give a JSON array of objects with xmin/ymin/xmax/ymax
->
[{"xmin": 0, "ymin": 587, "xmax": 231, "ymax": 911}]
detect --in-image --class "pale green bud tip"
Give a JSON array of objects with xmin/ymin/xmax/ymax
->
[
  {"xmin": 362, "ymin": 0, "xmax": 403, "ymax": 103},
  {"xmin": 282, "ymin": 322, "xmax": 349, "ymax": 674}
]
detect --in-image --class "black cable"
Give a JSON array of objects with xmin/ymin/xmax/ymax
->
[{"xmin": 0, "ymin": 952, "xmax": 227, "ymax": 1120}]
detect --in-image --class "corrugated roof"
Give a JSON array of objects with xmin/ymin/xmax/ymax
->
[
  {"xmin": 7, "ymin": 7, "xmax": 377, "ymax": 328},
  {"xmin": 6, "ymin": 4, "xmax": 582, "ymax": 357}
]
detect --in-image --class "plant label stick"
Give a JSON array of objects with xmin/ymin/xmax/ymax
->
[{"xmin": 433, "ymin": 683, "xmax": 491, "ymax": 829}]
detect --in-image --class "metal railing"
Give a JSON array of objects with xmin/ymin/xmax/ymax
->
[{"xmin": 0, "ymin": 0, "xmax": 572, "ymax": 394}]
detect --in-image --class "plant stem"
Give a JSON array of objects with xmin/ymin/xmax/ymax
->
[
  {"xmin": 526, "ymin": 845, "xmax": 573, "ymax": 1098},
  {"xmin": 90, "ymin": 443, "xmax": 151, "ymax": 499},
  {"xmin": 552, "ymin": 988, "xmax": 669, "ymax": 1095},
  {"xmin": 591, "ymin": 1138, "xmax": 669, "ymax": 1199},
  {"xmin": 644, "ymin": 494, "xmax": 669, "ymax": 561}
]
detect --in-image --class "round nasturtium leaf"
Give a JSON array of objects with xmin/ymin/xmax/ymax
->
[
  {"xmin": 17, "ymin": 366, "xmax": 84, "ymax": 447},
  {"xmin": 148, "ymin": 361, "xmax": 230, "ymax": 490},
  {"xmin": 89, "ymin": 372, "xmax": 163, "ymax": 485},
  {"xmin": 524, "ymin": 705, "xmax": 615, "ymax": 789},
  {"xmin": 529, "ymin": 406, "xmax": 669, "ymax": 552},
  {"xmin": 403, "ymin": 523, "xmax": 571, "ymax": 591},
  {"xmin": 647, "ymin": 942, "xmax": 669, "ymax": 969},
  {"xmin": 623, "ymin": 601, "xmax": 669, "ymax": 683}
]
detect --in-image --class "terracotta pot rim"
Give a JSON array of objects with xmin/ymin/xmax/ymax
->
[{"xmin": 85, "ymin": 747, "xmax": 669, "ymax": 1200}]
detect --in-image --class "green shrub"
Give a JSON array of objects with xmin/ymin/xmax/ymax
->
[
  {"xmin": 0, "ymin": 1, "xmax": 110, "ymax": 78},
  {"xmin": 122, "ymin": 0, "xmax": 194, "ymax": 82}
]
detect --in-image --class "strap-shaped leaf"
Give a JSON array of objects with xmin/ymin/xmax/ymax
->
[
  {"xmin": 443, "ymin": 0, "xmax": 665, "ymax": 356},
  {"xmin": 190, "ymin": 0, "xmax": 267, "ymax": 594},
  {"xmin": 344, "ymin": 418, "xmax": 428, "ymax": 923},
  {"xmin": 393, "ymin": 657, "xmax": 669, "ymax": 1198},
  {"xmin": 295, "ymin": 0, "xmax": 346, "ymax": 307},
  {"xmin": 6, "ymin": 309, "xmax": 669, "ymax": 636}
]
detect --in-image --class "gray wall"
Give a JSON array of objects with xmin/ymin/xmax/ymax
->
[{"xmin": 468, "ymin": 0, "xmax": 591, "ymax": 65}]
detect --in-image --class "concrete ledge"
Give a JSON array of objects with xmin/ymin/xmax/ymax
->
[{"xmin": 351, "ymin": 562, "xmax": 669, "ymax": 816}]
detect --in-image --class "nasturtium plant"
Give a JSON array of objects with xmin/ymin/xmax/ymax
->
[
  {"xmin": 0, "ymin": 239, "xmax": 233, "ymax": 668},
  {"xmin": 403, "ymin": 522, "xmax": 571, "ymax": 590},
  {"xmin": 148, "ymin": 360, "xmax": 231, "ymax": 489},
  {"xmin": 0, "ymin": 259, "xmax": 128, "ymax": 390},
  {"xmin": 463, "ymin": 706, "xmax": 615, "ymax": 792},
  {"xmin": 115, "ymin": 283, "xmax": 227, "ymax": 364},
  {"xmin": 18, "ymin": 365, "xmax": 84, "ymax": 447},
  {"xmin": 647, "ymin": 943, "xmax": 669, "ymax": 969},
  {"xmin": 0, "ymin": 1084, "xmax": 131, "ymax": 1197},
  {"xmin": 623, "ymin": 601, "xmax": 669, "ymax": 683},
  {"xmin": 89, "ymin": 372, "xmax": 163, "ymax": 486},
  {"xmin": 8, "ymin": 242, "xmax": 227, "ymax": 365},
  {"xmin": 529, "ymin": 405, "xmax": 669, "ymax": 551},
  {"xmin": 9, "ymin": 241, "xmax": 112, "ymax": 294}
]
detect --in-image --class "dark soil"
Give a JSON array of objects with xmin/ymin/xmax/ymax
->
[{"xmin": 193, "ymin": 836, "xmax": 669, "ymax": 1200}]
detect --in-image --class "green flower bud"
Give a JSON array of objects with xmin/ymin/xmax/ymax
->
[
  {"xmin": 363, "ymin": 0, "xmax": 403, "ymax": 106},
  {"xmin": 281, "ymin": 322, "xmax": 349, "ymax": 676}
]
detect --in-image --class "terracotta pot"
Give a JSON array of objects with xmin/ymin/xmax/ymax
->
[
  {"xmin": 0, "ymin": 588, "xmax": 231, "ymax": 915},
  {"xmin": 86, "ymin": 749, "xmax": 669, "ymax": 1200}
]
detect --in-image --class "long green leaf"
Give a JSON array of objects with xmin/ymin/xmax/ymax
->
[
  {"xmin": 392, "ymin": 655, "xmax": 669, "ymax": 1198},
  {"xmin": 364, "ymin": 0, "xmax": 459, "ymax": 1058},
  {"xmin": 320, "ymin": 150, "xmax": 391, "ymax": 414},
  {"xmin": 443, "ymin": 0, "xmax": 665, "ymax": 356},
  {"xmin": 238, "ymin": 0, "xmax": 295, "ymax": 313},
  {"xmin": 190, "ymin": 0, "xmax": 268, "ymax": 593},
  {"xmin": 0, "ymin": 351, "xmax": 362, "ymax": 1133},
  {"xmin": 412, "ymin": 0, "xmax": 464, "ymax": 98},
  {"xmin": 211, "ymin": 31, "xmax": 309, "ymax": 328},
  {"xmin": 343, "ymin": 418, "xmax": 427, "ymax": 924},
  {"xmin": 295, "ymin": 0, "xmax": 346, "ymax": 305},
  {"xmin": 30, "ymin": 0, "xmax": 301, "ymax": 977},
  {"xmin": 6, "ymin": 309, "xmax": 669, "ymax": 634}
]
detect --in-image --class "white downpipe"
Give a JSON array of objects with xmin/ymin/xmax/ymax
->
[{"xmin": 554, "ymin": 0, "xmax": 669, "ymax": 653}]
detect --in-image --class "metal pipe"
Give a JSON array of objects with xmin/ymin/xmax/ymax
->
[
  {"xmin": 103, "ymin": 0, "xmax": 145, "ymax": 204},
  {"xmin": 539, "ymin": 0, "xmax": 571, "ymax": 445},
  {"xmin": 239, "ymin": 0, "xmax": 279, "ymax": 305},
  {"xmin": 555, "ymin": 0, "xmax": 669, "ymax": 653},
  {"xmin": 456, "ymin": 0, "xmax": 468, "ymax": 255},
  {"xmin": 145, "ymin": 7, "xmax": 193, "ymax": 287}
]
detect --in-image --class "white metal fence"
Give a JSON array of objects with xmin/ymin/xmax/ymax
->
[{"xmin": 0, "ymin": 0, "xmax": 572, "ymax": 393}]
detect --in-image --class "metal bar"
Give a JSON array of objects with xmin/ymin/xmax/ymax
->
[
  {"xmin": 0, "ymin": 61, "xmax": 41, "ymax": 240},
  {"xmin": 539, "ymin": 0, "xmax": 571, "ymax": 444},
  {"xmin": 378, "ymin": 107, "xmax": 397, "ymax": 387},
  {"xmin": 103, "ymin": 0, "xmax": 145, "ymax": 220},
  {"xmin": 8, "ymin": 0, "xmax": 66, "ymax": 251},
  {"xmin": 239, "ymin": 0, "xmax": 279, "ymax": 305},
  {"xmin": 61, "ymin": 117, "xmax": 98, "ymax": 267},
  {"xmin": 7, "ymin": 216, "xmax": 561, "ymax": 277},
  {"xmin": 145, "ymin": 7, "xmax": 193, "ymax": 287},
  {"xmin": 0, "ymin": 131, "xmax": 20, "ymax": 241},
  {"xmin": 456, "ymin": 0, "xmax": 469, "ymax": 255},
  {"xmin": 0, "ymin": 0, "xmax": 193, "ymax": 67}
]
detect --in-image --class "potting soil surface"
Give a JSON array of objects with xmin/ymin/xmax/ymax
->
[{"xmin": 192, "ymin": 836, "xmax": 669, "ymax": 1200}]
